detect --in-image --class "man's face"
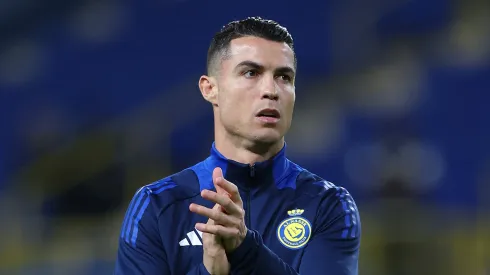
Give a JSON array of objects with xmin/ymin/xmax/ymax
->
[{"xmin": 216, "ymin": 36, "xmax": 296, "ymax": 144}]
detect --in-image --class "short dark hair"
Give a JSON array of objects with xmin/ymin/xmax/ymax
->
[{"xmin": 206, "ymin": 17, "xmax": 295, "ymax": 75}]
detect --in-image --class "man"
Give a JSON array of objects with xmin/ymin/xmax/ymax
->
[{"xmin": 115, "ymin": 17, "xmax": 361, "ymax": 274}]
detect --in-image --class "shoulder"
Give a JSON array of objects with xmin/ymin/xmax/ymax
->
[
  {"xmin": 119, "ymin": 165, "xmax": 205, "ymax": 248},
  {"xmin": 287, "ymin": 160, "xmax": 361, "ymax": 236},
  {"xmin": 297, "ymin": 165, "xmax": 358, "ymax": 212},
  {"xmin": 285, "ymin": 160, "xmax": 345, "ymax": 197},
  {"xmin": 127, "ymin": 164, "xmax": 206, "ymax": 215}
]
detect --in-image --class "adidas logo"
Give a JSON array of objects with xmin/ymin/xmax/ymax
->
[{"xmin": 179, "ymin": 229, "xmax": 203, "ymax": 246}]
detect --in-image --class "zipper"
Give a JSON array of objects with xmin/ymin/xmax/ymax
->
[
  {"xmin": 246, "ymin": 191, "xmax": 251, "ymax": 227},
  {"xmin": 245, "ymin": 164, "xmax": 255, "ymax": 227},
  {"xmin": 249, "ymin": 164, "xmax": 255, "ymax": 177}
]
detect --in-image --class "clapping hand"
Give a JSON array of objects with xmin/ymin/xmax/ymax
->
[{"xmin": 190, "ymin": 167, "xmax": 248, "ymax": 253}]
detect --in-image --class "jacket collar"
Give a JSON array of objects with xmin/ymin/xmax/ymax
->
[{"xmin": 203, "ymin": 142, "xmax": 289, "ymax": 189}]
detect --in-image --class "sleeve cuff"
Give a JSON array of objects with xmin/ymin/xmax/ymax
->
[{"xmin": 227, "ymin": 229, "xmax": 260, "ymax": 268}]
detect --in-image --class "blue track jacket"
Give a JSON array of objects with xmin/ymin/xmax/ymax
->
[{"xmin": 115, "ymin": 143, "xmax": 361, "ymax": 274}]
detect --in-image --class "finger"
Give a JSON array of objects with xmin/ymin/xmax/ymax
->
[
  {"xmin": 205, "ymin": 211, "xmax": 216, "ymax": 225},
  {"xmin": 212, "ymin": 167, "xmax": 223, "ymax": 182},
  {"xmin": 195, "ymin": 222, "xmax": 240, "ymax": 238},
  {"xmin": 212, "ymin": 167, "xmax": 230, "ymax": 198},
  {"xmin": 200, "ymin": 189, "xmax": 243, "ymax": 216},
  {"xmin": 209, "ymin": 203, "xmax": 225, "ymax": 219},
  {"xmin": 214, "ymin": 177, "xmax": 242, "ymax": 206},
  {"xmin": 189, "ymin": 203, "xmax": 239, "ymax": 226},
  {"xmin": 201, "ymin": 230, "xmax": 221, "ymax": 246}
]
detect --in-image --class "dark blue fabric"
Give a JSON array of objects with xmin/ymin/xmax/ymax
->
[{"xmin": 114, "ymin": 143, "xmax": 361, "ymax": 274}]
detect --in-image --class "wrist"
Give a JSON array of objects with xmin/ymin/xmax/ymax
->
[
  {"xmin": 203, "ymin": 249, "xmax": 230, "ymax": 275},
  {"xmin": 225, "ymin": 226, "xmax": 248, "ymax": 253},
  {"xmin": 226, "ymin": 230, "xmax": 261, "ymax": 271}
]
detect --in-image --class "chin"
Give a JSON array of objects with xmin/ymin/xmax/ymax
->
[{"xmin": 250, "ymin": 128, "xmax": 284, "ymax": 144}]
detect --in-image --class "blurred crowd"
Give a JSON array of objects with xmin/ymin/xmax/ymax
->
[{"xmin": 0, "ymin": 0, "xmax": 489, "ymax": 274}]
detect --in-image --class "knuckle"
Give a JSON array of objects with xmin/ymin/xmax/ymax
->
[
  {"xmin": 229, "ymin": 219, "xmax": 237, "ymax": 228},
  {"xmin": 224, "ymin": 199, "xmax": 233, "ymax": 208},
  {"xmin": 215, "ymin": 212, "xmax": 223, "ymax": 221},
  {"xmin": 216, "ymin": 226, "xmax": 224, "ymax": 234},
  {"xmin": 219, "ymin": 212, "xmax": 227, "ymax": 222},
  {"xmin": 232, "ymin": 218, "xmax": 241, "ymax": 228}
]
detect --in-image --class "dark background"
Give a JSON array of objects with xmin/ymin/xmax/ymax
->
[{"xmin": 0, "ymin": 0, "xmax": 488, "ymax": 274}]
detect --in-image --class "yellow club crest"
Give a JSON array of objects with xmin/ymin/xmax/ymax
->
[
  {"xmin": 287, "ymin": 209, "xmax": 304, "ymax": 216},
  {"xmin": 277, "ymin": 209, "xmax": 311, "ymax": 250}
]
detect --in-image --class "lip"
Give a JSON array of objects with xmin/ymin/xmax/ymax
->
[
  {"xmin": 256, "ymin": 108, "xmax": 281, "ymax": 118},
  {"xmin": 255, "ymin": 108, "xmax": 281, "ymax": 124},
  {"xmin": 256, "ymin": 116, "xmax": 280, "ymax": 124}
]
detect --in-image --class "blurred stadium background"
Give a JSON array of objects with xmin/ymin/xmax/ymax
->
[{"xmin": 0, "ymin": 0, "xmax": 489, "ymax": 274}]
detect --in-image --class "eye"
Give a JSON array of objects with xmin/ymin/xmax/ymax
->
[
  {"xmin": 277, "ymin": 74, "xmax": 292, "ymax": 82},
  {"xmin": 243, "ymin": 70, "xmax": 258, "ymax": 78}
]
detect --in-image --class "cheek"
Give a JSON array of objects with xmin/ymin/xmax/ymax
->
[
  {"xmin": 282, "ymin": 91, "xmax": 295, "ymax": 123},
  {"xmin": 284, "ymin": 89, "xmax": 295, "ymax": 109},
  {"xmin": 220, "ymin": 92, "xmax": 243, "ymax": 108},
  {"xmin": 218, "ymin": 89, "xmax": 247, "ymax": 119},
  {"xmin": 222, "ymin": 84, "xmax": 251, "ymax": 106}
]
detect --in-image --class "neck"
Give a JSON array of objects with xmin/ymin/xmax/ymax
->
[{"xmin": 214, "ymin": 129, "xmax": 284, "ymax": 165}]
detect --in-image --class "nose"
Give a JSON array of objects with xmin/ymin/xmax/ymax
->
[
  {"xmin": 262, "ymin": 90, "xmax": 278, "ymax": 101},
  {"xmin": 260, "ymin": 76, "xmax": 278, "ymax": 101}
]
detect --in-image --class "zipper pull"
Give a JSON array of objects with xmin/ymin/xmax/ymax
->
[{"xmin": 249, "ymin": 164, "xmax": 255, "ymax": 177}]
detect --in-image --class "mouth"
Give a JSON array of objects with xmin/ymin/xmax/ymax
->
[
  {"xmin": 256, "ymin": 108, "xmax": 280, "ymax": 118},
  {"xmin": 256, "ymin": 108, "xmax": 281, "ymax": 123}
]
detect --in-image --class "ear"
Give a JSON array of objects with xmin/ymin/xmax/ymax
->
[{"xmin": 198, "ymin": 75, "xmax": 219, "ymax": 106}]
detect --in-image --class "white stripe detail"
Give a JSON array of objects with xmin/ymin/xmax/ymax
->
[
  {"xmin": 195, "ymin": 229, "xmax": 203, "ymax": 238},
  {"xmin": 187, "ymin": 231, "xmax": 202, "ymax": 245},
  {"xmin": 323, "ymin": 180, "xmax": 334, "ymax": 189},
  {"xmin": 179, "ymin": 238, "xmax": 189, "ymax": 246}
]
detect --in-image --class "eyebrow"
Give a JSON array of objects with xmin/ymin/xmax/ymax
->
[{"xmin": 235, "ymin": 61, "xmax": 295, "ymax": 75}]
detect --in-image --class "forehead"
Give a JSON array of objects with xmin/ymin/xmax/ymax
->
[{"xmin": 223, "ymin": 36, "xmax": 295, "ymax": 70}]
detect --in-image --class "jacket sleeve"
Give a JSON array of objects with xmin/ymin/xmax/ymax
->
[
  {"xmin": 226, "ymin": 186, "xmax": 361, "ymax": 275},
  {"xmin": 186, "ymin": 263, "xmax": 212, "ymax": 275},
  {"xmin": 114, "ymin": 187, "xmax": 213, "ymax": 275},
  {"xmin": 114, "ymin": 188, "xmax": 170, "ymax": 274}
]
